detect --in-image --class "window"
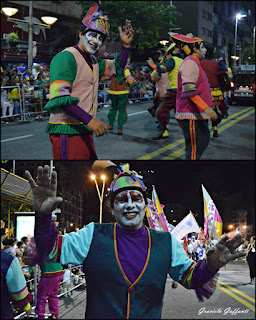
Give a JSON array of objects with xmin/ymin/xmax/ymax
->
[
  {"xmin": 202, "ymin": 27, "xmax": 205, "ymax": 35},
  {"xmin": 207, "ymin": 12, "xmax": 210, "ymax": 20},
  {"xmin": 203, "ymin": 9, "xmax": 206, "ymax": 18},
  {"xmin": 209, "ymin": 14, "xmax": 212, "ymax": 21}
]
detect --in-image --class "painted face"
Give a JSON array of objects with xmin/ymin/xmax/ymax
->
[
  {"xmin": 198, "ymin": 42, "xmax": 207, "ymax": 60},
  {"xmin": 113, "ymin": 190, "xmax": 146, "ymax": 230},
  {"xmin": 82, "ymin": 31, "xmax": 104, "ymax": 54}
]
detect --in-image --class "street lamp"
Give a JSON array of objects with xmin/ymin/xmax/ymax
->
[
  {"xmin": 90, "ymin": 174, "xmax": 106, "ymax": 223},
  {"xmin": 234, "ymin": 13, "xmax": 247, "ymax": 66},
  {"xmin": 1, "ymin": 2, "xmax": 57, "ymax": 69}
]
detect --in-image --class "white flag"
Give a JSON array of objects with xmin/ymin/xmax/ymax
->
[{"xmin": 171, "ymin": 212, "xmax": 201, "ymax": 240}]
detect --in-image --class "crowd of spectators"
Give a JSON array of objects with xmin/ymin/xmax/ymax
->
[
  {"xmin": 1, "ymin": 62, "xmax": 154, "ymax": 122},
  {"xmin": 1, "ymin": 63, "xmax": 50, "ymax": 122}
]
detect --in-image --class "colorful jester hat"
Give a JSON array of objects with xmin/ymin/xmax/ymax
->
[
  {"xmin": 109, "ymin": 163, "xmax": 147, "ymax": 207},
  {"xmin": 169, "ymin": 33, "xmax": 203, "ymax": 56},
  {"xmin": 82, "ymin": 2, "xmax": 110, "ymax": 39}
]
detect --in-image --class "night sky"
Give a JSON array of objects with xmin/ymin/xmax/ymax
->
[{"xmin": 1, "ymin": 160, "xmax": 255, "ymax": 233}]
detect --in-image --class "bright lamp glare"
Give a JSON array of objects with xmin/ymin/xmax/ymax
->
[
  {"xmin": 91, "ymin": 174, "xmax": 96, "ymax": 180},
  {"xmin": 101, "ymin": 175, "xmax": 106, "ymax": 180},
  {"xmin": 41, "ymin": 16, "xmax": 58, "ymax": 25},
  {"xmin": 1, "ymin": 7, "xmax": 18, "ymax": 17}
]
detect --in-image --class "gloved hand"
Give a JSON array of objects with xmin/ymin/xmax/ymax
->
[
  {"xmin": 25, "ymin": 165, "xmax": 63, "ymax": 216},
  {"xmin": 206, "ymin": 233, "xmax": 246, "ymax": 273}
]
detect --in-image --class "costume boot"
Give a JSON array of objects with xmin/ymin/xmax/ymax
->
[{"xmin": 152, "ymin": 129, "xmax": 169, "ymax": 140}]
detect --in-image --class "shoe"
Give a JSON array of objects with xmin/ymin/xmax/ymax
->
[
  {"xmin": 172, "ymin": 281, "xmax": 178, "ymax": 289},
  {"xmin": 213, "ymin": 130, "xmax": 218, "ymax": 137},
  {"xmin": 118, "ymin": 129, "xmax": 123, "ymax": 135},
  {"xmin": 109, "ymin": 125, "xmax": 113, "ymax": 130},
  {"xmin": 222, "ymin": 112, "xmax": 228, "ymax": 119},
  {"xmin": 152, "ymin": 130, "xmax": 169, "ymax": 140}
]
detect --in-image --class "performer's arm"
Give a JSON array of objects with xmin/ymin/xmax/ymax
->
[
  {"xmin": 179, "ymin": 59, "xmax": 217, "ymax": 119},
  {"xmin": 6, "ymin": 256, "xmax": 33, "ymax": 314}
]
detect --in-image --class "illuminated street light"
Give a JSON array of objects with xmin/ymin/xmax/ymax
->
[
  {"xmin": 1, "ymin": 2, "xmax": 57, "ymax": 69},
  {"xmin": 234, "ymin": 13, "xmax": 247, "ymax": 66},
  {"xmin": 90, "ymin": 173, "xmax": 106, "ymax": 223},
  {"xmin": 228, "ymin": 224, "xmax": 234, "ymax": 230},
  {"xmin": 1, "ymin": 7, "xmax": 18, "ymax": 17}
]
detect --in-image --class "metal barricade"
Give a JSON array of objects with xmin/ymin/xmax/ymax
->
[{"xmin": 13, "ymin": 264, "xmax": 85, "ymax": 319}]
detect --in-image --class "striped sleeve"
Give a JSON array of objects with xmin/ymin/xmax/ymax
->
[
  {"xmin": 6, "ymin": 257, "xmax": 32, "ymax": 308},
  {"xmin": 169, "ymin": 234, "xmax": 194, "ymax": 282},
  {"xmin": 60, "ymin": 222, "xmax": 95, "ymax": 265}
]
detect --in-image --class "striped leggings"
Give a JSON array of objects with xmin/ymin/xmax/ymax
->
[{"xmin": 178, "ymin": 119, "xmax": 210, "ymax": 160}]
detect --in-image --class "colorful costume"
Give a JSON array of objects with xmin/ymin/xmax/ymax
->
[
  {"xmin": 33, "ymin": 167, "xmax": 218, "ymax": 319},
  {"xmin": 150, "ymin": 44, "xmax": 183, "ymax": 140},
  {"xmin": 44, "ymin": 3, "xmax": 129, "ymax": 159},
  {"xmin": 201, "ymin": 56, "xmax": 228, "ymax": 137},
  {"xmin": 108, "ymin": 65, "xmax": 139, "ymax": 135},
  {"xmin": 1, "ymin": 221, "xmax": 32, "ymax": 319},
  {"xmin": 170, "ymin": 33, "xmax": 214, "ymax": 160}
]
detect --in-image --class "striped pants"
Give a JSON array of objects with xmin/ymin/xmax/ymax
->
[{"xmin": 178, "ymin": 119, "xmax": 210, "ymax": 160}]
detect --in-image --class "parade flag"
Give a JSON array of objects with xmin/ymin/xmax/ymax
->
[
  {"xmin": 202, "ymin": 184, "xmax": 223, "ymax": 239},
  {"xmin": 146, "ymin": 201, "xmax": 162, "ymax": 231},
  {"xmin": 198, "ymin": 228, "xmax": 205, "ymax": 244},
  {"xmin": 222, "ymin": 228, "xmax": 239, "ymax": 240},
  {"xmin": 171, "ymin": 212, "xmax": 201, "ymax": 240},
  {"xmin": 151, "ymin": 185, "xmax": 169, "ymax": 232}
]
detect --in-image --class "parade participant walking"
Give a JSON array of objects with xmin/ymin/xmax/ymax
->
[
  {"xmin": 108, "ymin": 59, "xmax": 145, "ymax": 135},
  {"xmin": 200, "ymin": 48, "xmax": 229, "ymax": 137},
  {"xmin": 147, "ymin": 43, "xmax": 183, "ymax": 140},
  {"xmin": 44, "ymin": 2, "xmax": 134, "ymax": 159},
  {"xmin": 169, "ymin": 33, "xmax": 218, "ymax": 160},
  {"xmin": 246, "ymin": 236, "xmax": 255, "ymax": 284},
  {"xmin": 25, "ymin": 163, "xmax": 246, "ymax": 319},
  {"xmin": 1, "ymin": 220, "xmax": 32, "ymax": 319}
]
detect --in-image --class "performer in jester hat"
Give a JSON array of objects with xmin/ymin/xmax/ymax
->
[
  {"xmin": 25, "ymin": 163, "xmax": 246, "ymax": 319},
  {"xmin": 44, "ymin": 1, "xmax": 134, "ymax": 159},
  {"xmin": 169, "ymin": 33, "xmax": 220, "ymax": 159},
  {"xmin": 147, "ymin": 42, "xmax": 183, "ymax": 140}
]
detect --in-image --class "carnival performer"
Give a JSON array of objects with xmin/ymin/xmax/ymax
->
[
  {"xmin": 1, "ymin": 220, "xmax": 32, "ymax": 319},
  {"xmin": 147, "ymin": 43, "xmax": 183, "ymax": 140},
  {"xmin": 27, "ymin": 215, "xmax": 64, "ymax": 319},
  {"xmin": 108, "ymin": 58, "xmax": 146, "ymax": 135},
  {"xmin": 44, "ymin": 2, "xmax": 134, "ymax": 159},
  {"xmin": 169, "ymin": 33, "xmax": 219, "ymax": 160},
  {"xmin": 25, "ymin": 163, "xmax": 246, "ymax": 319},
  {"xmin": 201, "ymin": 48, "xmax": 229, "ymax": 137}
]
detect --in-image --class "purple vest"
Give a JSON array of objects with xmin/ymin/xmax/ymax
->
[{"xmin": 176, "ymin": 56, "xmax": 212, "ymax": 120}]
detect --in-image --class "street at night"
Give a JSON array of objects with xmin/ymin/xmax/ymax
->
[{"xmin": 1, "ymin": 101, "xmax": 255, "ymax": 160}]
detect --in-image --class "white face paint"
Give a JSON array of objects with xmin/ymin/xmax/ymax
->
[
  {"xmin": 82, "ymin": 31, "xmax": 103, "ymax": 54},
  {"xmin": 113, "ymin": 190, "xmax": 146, "ymax": 230},
  {"xmin": 198, "ymin": 42, "xmax": 207, "ymax": 60}
]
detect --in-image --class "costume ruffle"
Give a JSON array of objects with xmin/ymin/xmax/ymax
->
[
  {"xmin": 194, "ymin": 271, "xmax": 218, "ymax": 302},
  {"xmin": 45, "ymin": 123, "xmax": 92, "ymax": 135},
  {"xmin": 44, "ymin": 96, "xmax": 79, "ymax": 114},
  {"xmin": 180, "ymin": 90, "xmax": 201, "ymax": 99}
]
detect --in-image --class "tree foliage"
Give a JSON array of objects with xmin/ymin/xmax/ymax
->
[
  {"xmin": 75, "ymin": 1, "xmax": 182, "ymax": 50},
  {"xmin": 242, "ymin": 41, "xmax": 255, "ymax": 65}
]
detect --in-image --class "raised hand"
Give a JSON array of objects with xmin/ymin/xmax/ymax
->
[
  {"xmin": 25, "ymin": 165, "xmax": 63, "ymax": 216},
  {"xmin": 146, "ymin": 58, "xmax": 154, "ymax": 68},
  {"xmin": 118, "ymin": 19, "xmax": 134, "ymax": 47},
  {"xmin": 206, "ymin": 233, "xmax": 246, "ymax": 272}
]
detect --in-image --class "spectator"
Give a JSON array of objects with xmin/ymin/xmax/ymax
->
[
  {"xmin": 2, "ymin": 237, "xmax": 17, "ymax": 257},
  {"xmin": 32, "ymin": 63, "xmax": 41, "ymax": 79},
  {"xmin": 246, "ymin": 236, "xmax": 255, "ymax": 284},
  {"xmin": 34, "ymin": 72, "xmax": 47, "ymax": 120},
  {"xmin": 16, "ymin": 241, "xmax": 25, "ymax": 266},
  {"xmin": 23, "ymin": 68, "xmax": 34, "ymax": 81},
  {"xmin": 1, "ymin": 78, "xmax": 14, "ymax": 120},
  {"xmin": 62, "ymin": 265, "xmax": 74, "ymax": 296}
]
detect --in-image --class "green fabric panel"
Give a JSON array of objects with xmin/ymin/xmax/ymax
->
[
  {"xmin": 108, "ymin": 94, "xmax": 128, "ymax": 129},
  {"xmin": 50, "ymin": 51, "xmax": 77, "ymax": 85},
  {"xmin": 40, "ymin": 262, "xmax": 63, "ymax": 274},
  {"xmin": 45, "ymin": 123, "xmax": 92, "ymax": 135},
  {"xmin": 182, "ymin": 263, "xmax": 196, "ymax": 289},
  {"xmin": 97, "ymin": 53, "xmax": 125, "ymax": 84},
  {"xmin": 44, "ymin": 96, "xmax": 79, "ymax": 113}
]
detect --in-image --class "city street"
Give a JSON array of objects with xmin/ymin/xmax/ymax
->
[
  {"xmin": 43, "ymin": 260, "xmax": 255, "ymax": 319},
  {"xmin": 1, "ymin": 101, "xmax": 255, "ymax": 160}
]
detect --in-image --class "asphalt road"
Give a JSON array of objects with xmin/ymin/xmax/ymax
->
[
  {"xmin": 41, "ymin": 260, "xmax": 254, "ymax": 319},
  {"xmin": 1, "ymin": 102, "xmax": 255, "ymax": 160}
]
